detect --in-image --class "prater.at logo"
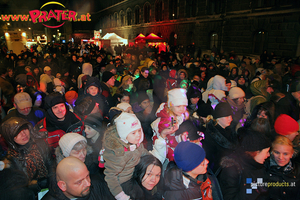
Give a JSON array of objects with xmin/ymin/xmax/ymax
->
[{"xmin": 1, "ymin": 1, "xmax": 91, "ymax": 28}]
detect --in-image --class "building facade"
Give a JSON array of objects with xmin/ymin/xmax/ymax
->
[{"xmin": 96, "ymin": 0, "xmax": 300, "ymax": 57}]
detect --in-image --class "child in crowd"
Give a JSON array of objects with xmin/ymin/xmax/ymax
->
[
  {"xmin": 151, "ymin": 88, "xmax": 189, "ymax": 162},
  {"xmin": 103, "ymin": 112, "xmax": 165, "ymax": 200},
  {"xmin": 117, "ymin": 102, "xmax": 133, "ymax": 113}
]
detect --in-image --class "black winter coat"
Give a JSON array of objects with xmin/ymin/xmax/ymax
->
[
  {"xmin": 202, "ymin": 121, "xmax": 237, "ymax": 174},
  {"xmin": 163, "ymin": 161, "xmax": 223, "ymax": 200},
  {"xmin": 265, "ymin": 157, "xmax": 300, "ymax": 200},
  {"xmin": 219, "ymin": 153, "xmax": 269, "ymax": 200}
]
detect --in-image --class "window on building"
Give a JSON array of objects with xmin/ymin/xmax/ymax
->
[
  {"xmin": 252, "ymin": 30, "xmax": 268, "ymax": 54},
  {"xmin": 207, "ymin": 0, "xmax": 222, "ymax": 14},
  {"xmin": 127, "ymin": 8, "xmax": 132, "ymax": 25},
  {"xmin": 120, "ymin": 10, "xmax": 125, "ymax": 26},
  {"xmin": 169, "ymin": 0, "xmax": 178, "ymax": 19},
  {"xmin": 155, "ymin": 0, "xmax": 163, "ymax": 21},
  {"xmin": 186, "ymin": 0, "xmax": 197, "ymax": 17},
  {"xmin": 144, "ymin": 3, "xmax": 151, "ymax": 23},
  {"xmin": 114, "ymin": 12, "xmax": 118, "ymax": 27},
  {"xmin": 134, "ymin": 6, "xmax": 140, "ymax": 24},
  {"xmin": 210, "ymin": 32, "xmax": 218, "ymax": 49}
]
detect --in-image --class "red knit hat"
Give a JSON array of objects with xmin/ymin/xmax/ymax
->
[{"xmin": 274, "ymin": 114, "xmax": 299, "ymax": 135}]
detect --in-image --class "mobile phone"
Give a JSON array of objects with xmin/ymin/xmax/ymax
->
[{"xmin": 171, "ymin": 117, "xmax": 174, "ymax": 127}]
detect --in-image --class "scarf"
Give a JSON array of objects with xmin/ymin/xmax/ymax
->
[
  {"xmin": 270, "ymin": 155, "xmax": 293, "ymax": 172},
  {"xmin": 46, "ymin": 110, "xmax": 79, "ymax": 132},
  {"xmin": 9, "ymin": 142, "xmax": 48, "ymax": 181}
]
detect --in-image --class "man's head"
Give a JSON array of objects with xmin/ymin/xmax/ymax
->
[
  {"xmin": 44, "ymin": 66, "xmax": 52, "ymax": 76},
  {"xmin": 174, "ymin": 141, "xmax": 208, "ymax": 178},
  {"xmin": 45, "ymin": 92, "xmax": 67, "ymax": 121},
  {"xmin": 56, "ymin": 157, "xmax": 91, "ymax": 199},
  {"xmin": 102, "ymin": 71, "xmax": 115, "ymax": 87},
  {"xmin": 14, "ymin": 92, "xmax": 32, "ymax": 116},
  {"xmin": 141, "ymin": 67, "xmax": 149, "ymax": 78}
]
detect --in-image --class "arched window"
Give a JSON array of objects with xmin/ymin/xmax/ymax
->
[
  {"xmin": 113, "ymin": 12, "xmax": 118, "ymax": 27},
  {"xmin": 109, "ymin": 14, "xmax": 112, "ymax": 28},
  {"xmin": 210, "ymin": 32, "xmax": 218, "ymax": 49},
  {"xmin": 134, "ymin": 6, "xmax": 140, "ymax": 24},
  {"xmin": 186, "ymin": 0, "xmax": 197, "ymax": 17},
  {"xmin": 155, "ymin": 0, "xmax": 163, "ymax": 21},
  {"xmin": 169, "ymin": 0, "xmax": 178, "ymax": 19},
  {"xmin": 144, "ymin": 3, "xmax": 151, "ymax": 23},
  {"xmin": 120, "ymin": 10, "xmax": 125, "ymax": 26},
  {"xmin": 126, "ymin": 8, "xmax": 132, "ymax": 25},
  {"xmin": 252, "ymin": 30, "xmax": 268, "ymax": 54}
]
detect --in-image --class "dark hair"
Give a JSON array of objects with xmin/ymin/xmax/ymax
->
[
  {"xmin": 114, "ymin": 90, "xmax": 131, "ymax": 104},
  {"xmin": 141, "ymin": 67, "xmax": 148, "ymax": 73},
  {"xmin": 133, "ymin": 155, "xmax": 162, "ymax": 186}
]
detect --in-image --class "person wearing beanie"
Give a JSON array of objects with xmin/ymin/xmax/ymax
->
[
  {"xmin": 202, "ymin": 102, "xmax": 237, "ymax": 174},
  {"xmin": 219, "ymin": 129, "xmax": 270, "ymax": 200},
  {"xmin": 227, "ymin": 87, "xmax": 246, "ymax": 131},
  {"xmin": 164, "ymin": 141, "xmax": 223, "ymax": 200},
  {"xmin": 117, "ymin": 102, "xmax": 133, "ymax": 113},
  {"xmin": 186, "ymin": 85, "xmax": 202, "ymax": 114},
  {"xmin": 100, "ymin": 71, "xmax": 116, "ymax": 109},
  {"xmin": 274, "ymin": 114, "xmax": 299, "ymax": 142},
  {"xmin": 2, "ymin": 92, "xmax": 45, "ymax": 126},
  {"xmin": 64, "ymin": 90, "xmax": 78, "ymax": 112},
  {"xmin": 275, "ymin": 79, "xmax": 300, "ymax": 121},
  {"xmin": 34, "ymin": 92, "xmax": 84, "ymax": 149},
  {"xmin": 102, "ymin": 112, "xmax": 165, "ymax": 200},
  {"xmin": 175, "ymin": 120, "xmax": 204, "ymax": 146}
]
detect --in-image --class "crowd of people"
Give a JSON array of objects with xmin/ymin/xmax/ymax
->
[{"xmin": 0, "ymin": 42, "xmax": 300, "ymax": 200}]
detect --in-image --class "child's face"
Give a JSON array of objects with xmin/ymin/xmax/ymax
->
[
  {"xmin": 87, "ymin": 86, "xmax": 99, "ymax": 96},
  {"xmin": 84, "ymin": 125, "xmax": 98, "ymax": 139},
  {"xmin": 126, "ymin": 128, "xmax": 142, "ymax": 144},
  {"xmin": 171, "ymin": 105, "xmax": 186, "ymax": 116},
  {"xmin": 140, "ymin": 99, "xmax": 150, "ymax": 110}
]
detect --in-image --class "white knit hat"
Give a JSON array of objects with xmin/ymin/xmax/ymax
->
[
  {"xmin": 167, "ymin": 88, "xmax": 188, "ymax": 107},
  {"xmin": 228, "ymin": 87, "xmax": 245, "ymax": 100},
  {"xmin": 117, "ymin": 102, "xmax": 132, "ymax": 111},
  {"xmin": 115, "ymin": 112, "xmax": 142, "ymax": 143},
  {"xmin": 59, "ymin": 133, "xmax": 87, "ymax": 157}
]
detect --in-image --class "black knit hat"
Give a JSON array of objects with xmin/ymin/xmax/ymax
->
[
  {"xmin": 44, "ymin": 92, "xmax": 65, "ymax": 110},
  {"xmin": 187, "ymin": 85, "xmax": 202, "ymax": 99},
  {"xmin": 213, "ymin": 102, "xmax": 232, "ymax": 119},
  {"xmin": 137, "ymin": 91, "xmax": 149, "ymax": 105},
  {"xmin": 240, "ymin": 129, "xmax": 271, "ymax": 152},
  {"xmin": 84, "ymin": 113, "xmax": 103, "ymax": 133},
  {"xmin": 197, "ymin": 103, "xmax": 213, "ymax": 117},
  {"xmin": 175, "ymin": 120, "xmax": 201, "ymax": 141},
  {"xmin": 102, "ymin": 71, "xmax": 114, "ymax": 83}
]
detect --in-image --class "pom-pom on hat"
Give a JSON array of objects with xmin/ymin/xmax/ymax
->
[
  {"xmin": 228, "ymin": 87, "xmax": 245, "ymax": 100},
  {"xmin": 59, "ymin": 133, "xmax": 87, "ymax": 157},
  {"xmin": 213, "ymin": 102, "xmax": 232, "ymax": 119},
  {"xmin": 115, "ymin": 112, "xmax": 142, "ymax": 143},
  {"xmin": 174, "ymin": 141, "xmax": 206, "ymax": 172},
  {"xmin": 167, "ymin": 88, "xmax": 188, "ymax": 107},
  {"xmin": 274, "ymin": 114, "xmax": 299, "ymax": 135}
]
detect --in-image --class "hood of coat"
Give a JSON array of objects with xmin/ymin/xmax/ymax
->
[
  {"xmin": 84, "ymin": 76, "xmax": 102, "ymax": 95},
  {"xmin": 1, "ymin": 117, "xmax": 33, "ymax": 151}
]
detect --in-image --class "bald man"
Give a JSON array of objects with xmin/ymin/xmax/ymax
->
[{"xmin": 42, "ymin": 157, "xmax": 114, "ymax": 200}]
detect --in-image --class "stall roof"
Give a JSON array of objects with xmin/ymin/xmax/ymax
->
[
  {"xmin": 145, "ymin": 33, "xmax": 163, "ymax": 40},
  {"xmin": 134, "ymin": 33, "xmax": 146, "ymax": 40}
]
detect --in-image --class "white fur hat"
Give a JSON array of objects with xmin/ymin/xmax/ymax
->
[
  {"xmin": 59, "ymin": 133, "xmax": 87, "ymax": 157},
  {"xmin": 167, "ymin": 88, "xmax": 188, "ymax": 107},
  {"xmin": 117, "ymin": 102, "xmax": 132, "ymax": 111},
  {"xmin": 229, "ymin": 87, "xmax": 245, "ymax": 100},
  {"xmin": 115, "ymin": 112, "xmax": 142, "ymax": 143}
]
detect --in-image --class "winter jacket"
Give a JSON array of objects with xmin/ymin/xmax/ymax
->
[
  {"xmin": 202, "ymin": 120, "xmax": 237, "ymax": 174},
  {"xmin": 33, "ymin": 113, "xmax": 84, "ymax": 149},
  {"xmin": 275, "ymin": 92, "xmax": 300, "ymax": 121},
  {"xmin": 219, "ymin": 153, "xmax": 269, "ymax": 200},
  {"xmin": 163, "ymin": 161, "xmax": 223, "ymax": 200},
  {"xmin": 1, "ymin": 117, "xmax": 55, "ymax": 193},
  {"xmin": 2, "ymin": 107, "xmax": 45, "ymax": 126},
  {"xmin": 103, "ymin": 125, "xmax": 150, "ymax": 198},
  {"xmin": 265, "ymin": 156, "xmax": 300, "ymax": 200}
]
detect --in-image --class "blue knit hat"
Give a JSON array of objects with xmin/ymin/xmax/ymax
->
[{"xmin": 174, "ymin": 141, "xmax": 206, "ymax": 172}]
